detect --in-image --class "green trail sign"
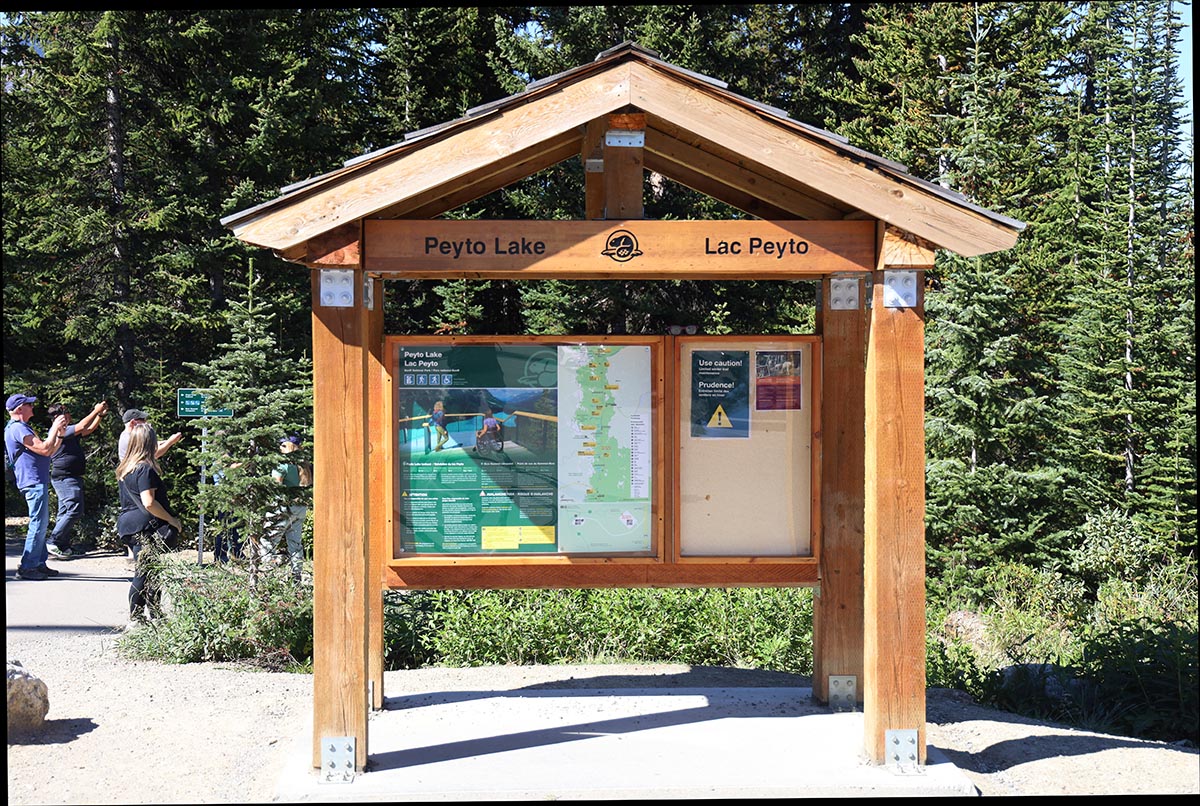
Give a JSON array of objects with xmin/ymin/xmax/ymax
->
[{"xmin": 177, "ymin": 388, "xmax": 234, "ymax": 418}]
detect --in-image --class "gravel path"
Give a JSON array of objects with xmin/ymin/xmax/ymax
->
[{"xmin": 6, "ymin": 542, "xmax": 1198, "ymax": 801}]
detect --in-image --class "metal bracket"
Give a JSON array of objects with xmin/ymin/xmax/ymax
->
[
  {"xmin": 828, "ymin": 675, "xmax": 857, "ymax": 711},
  {"xmin": 882, "ymin": 270, "xmax": 919, "ymax": 308},
  {"xmin": 828, "ymin": 277, "xmax": 862, "ymax": 311},
  {"xmin": 320, "ymin": 736, "xmax": 356, "ymax": 783},
  {"xmin": 319, "ymin": 269, "xmax": 355, "ymax": 308},
  {"xmin": 363, "ymin": 276, "xmax": 374, "ymax": 311},
  {"xmin": 884, "ymin": 728, "xmax": 922, "ymax": 774},
  {"xmin": 605, "ymin": 130, "xmax": 645, "ymax": 148},
  {"xmin": 585, "ymin": 158, "xmax": 604, "ymax": 173}
]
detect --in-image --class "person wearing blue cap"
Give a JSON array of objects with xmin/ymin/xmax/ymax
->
[{"xmin": 5, "ymin": 393, "xmax": 69, "ymax": 580}]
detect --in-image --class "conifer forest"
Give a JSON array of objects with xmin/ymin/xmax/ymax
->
[{"xmin": 2, "ymin": 6, "xmax": 1195, "ymax": 739}]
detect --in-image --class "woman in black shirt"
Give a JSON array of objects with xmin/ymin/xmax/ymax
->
[{"xmin": 116, "ymin": 422, "xmax": 181, "ymax": 624}]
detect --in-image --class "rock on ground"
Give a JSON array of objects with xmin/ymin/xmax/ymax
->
[{"xmin": 7, "ymin": 660, "xmax": 49, "ymax": 734}]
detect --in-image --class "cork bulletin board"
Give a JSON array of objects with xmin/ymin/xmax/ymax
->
[{"xmin": 676, "ymin": 336, "xmax": 820, "ymax": 558}]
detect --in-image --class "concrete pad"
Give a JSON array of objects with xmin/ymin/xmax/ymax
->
[
  {"xmin": 5, "ymin": 547, "xmax": 130, "ymax": 635},
  {"xmin": 276, "ymin": 687, "xmax": 978, "ymax": 800}
]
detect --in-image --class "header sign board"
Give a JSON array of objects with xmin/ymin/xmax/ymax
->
[
  {"xmin": 364, "ymin": 219, "xmax": 875, "ymax": 279},
  {"xmin": 177, "ymin": 388, "xmax": 234, "ymax": 418}
]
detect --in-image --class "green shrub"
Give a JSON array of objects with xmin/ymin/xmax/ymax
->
[
  {"xmin": 118, "ymin": 555, "xmax": 312, "ymax": 670},
  {"xmin": 383, "ymin": 590, "xmax": 439, "ymax": 669},
  {"xmin": 398, "ymin": 588, "xmax": 814, "ymax": 674},
  {"xmin": 1075, "ymin": 618, "xmax": 1199, "ymax": 744},
  {"xmin": 1069, "ymin": 508, "xmax": 1163, "ymax": 588}
]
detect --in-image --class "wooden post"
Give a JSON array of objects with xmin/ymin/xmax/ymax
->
[
  {"xmin": 366, "ymin": 275, "xmax": 386, "ymax": 710},
  {"xmin": 310, "ymin": 259, "xmax": 370, "ymax": 770},
  {"xmin": 604, "ymin": 112, "xmax": 644, "ymax": 220},
  {"xmin": 813, "ymin": 274, "xmax": 866, "ymax": 704},
  {"xmin": 583, "ymin": 117, "xmax": 606, "ymax": 220},
  {"xmin": 863, "ymin": 227, "xmax": 932, "ymax": 764}
]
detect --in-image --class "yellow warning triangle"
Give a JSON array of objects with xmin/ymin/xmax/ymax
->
[{"xmin": 707, "ymin": 404, "xmax": 732, "ymax": 428}]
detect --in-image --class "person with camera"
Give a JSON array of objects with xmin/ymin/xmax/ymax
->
[
  {"xmin": 5, "ymin": 393, "xmax": 68, "ymax": 580},
  {"xmin": 115, "ymin": 422, "xmax": 182, "ymax": 626},
  {"xmin": 46, "ymin": 400, "xmax": 109, "ymax": 557}
]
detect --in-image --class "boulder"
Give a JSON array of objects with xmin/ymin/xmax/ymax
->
[{"xmin": 7, "ymin": 660, "xmax": 49, "ymax": 734}]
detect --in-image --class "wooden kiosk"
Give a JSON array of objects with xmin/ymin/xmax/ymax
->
[{"xmin": 222, "ymin": 43, "xmax": 1022, "ymax": 774}]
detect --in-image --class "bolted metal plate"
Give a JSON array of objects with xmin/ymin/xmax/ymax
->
[
  {"xmin": 885, "ymin": 728, "xmax": 922, "ymax": 774},
  {"xmin": 320, "ymin": 736, "xmax": 356, "ymax": 784},
  {"xmin": 363, "ymin": 276, "xmax": 375, "ymax": 311},
  {"xmin": 605, "ymin": 130, "xmax": 645, "ymax": 148},
  {"xmin": 828, "ymin": 675, "xmax": 857, "ymax": 711},
  {"xmin": 882, "ymin": 270, "xmax": 919, "ymax": 308},
  {"xmin": 319, "ymin": 269, "xmax": 355, "ymax": 308},
  {"xmin": 829, "ymin": 277, "xmax": 861, "ymax": 310}
]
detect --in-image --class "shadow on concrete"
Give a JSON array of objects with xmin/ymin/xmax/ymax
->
[{"xmin": 373, "ymin": 676, "xmax": 824, "ymax": 773}]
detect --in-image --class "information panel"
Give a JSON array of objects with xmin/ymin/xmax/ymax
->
[
  {"xmin": 678, "ymin": 337, "xmax": 818, "ymax": 557},
  {"xmin": 395, "ymin": 341, "xmax": 655, "ymax": 555}
]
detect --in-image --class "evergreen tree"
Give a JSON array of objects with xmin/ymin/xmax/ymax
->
[
  {"xmin": 185, "ymin": 264, "xmax": 312, "ymax": 589},
  {"xmin": 1053, "ymin": 1, "xmax": 1195, "ymax": 553},
  {"xmin": 2, "ymin": 10, "xmax": 371, "ymax": 408}
]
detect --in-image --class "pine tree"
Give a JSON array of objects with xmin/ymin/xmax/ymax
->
[
  {"xmin": 1053, "ymin": 0, "xmax": 1195, "ymax": 555},
  {"xmin": 184, "ymin": 264, "xmax": 312, "ymax": 589}
]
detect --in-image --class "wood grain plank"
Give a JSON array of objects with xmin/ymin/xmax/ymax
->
[
  {"xmin": 862, "ymin": 252, "xmax": 927, "ymax": 764},
  {"xmin": 310, "ymin": 267, "xmax": 370, "ymax": 769},
  {"xmin": 583, "ymin": 117, "xmax": 606, "ymax": 220},
  {"xmin": 374, "ymin": 133, "xmax": 582, "ymax": 221},
  {"xmin": 364, "ymin": 219, "xmax": 875, "ymax": 278},
  {"xmin": 384, "ymin": 561, "xmax": 818, "ymax": 589},
  {"xmin": 812, "ymin": 276, "xmax": 866, "ymax": 705},
  {"xmin": 366, "ymin": 275, "xmax": 386, "ymax": 711},
  {"xmin": 643, "ymin": 152, "xmax": 796, "ymax": 220}
]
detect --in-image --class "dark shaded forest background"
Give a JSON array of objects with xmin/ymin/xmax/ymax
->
[{"xmin": 3, "ymin": 5, "xmax": 1195, "ymax": 736}]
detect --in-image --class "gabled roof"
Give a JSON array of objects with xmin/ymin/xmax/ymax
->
[{"xmin": 222, "ymin": 42, "xmax": 1023, "ymax": 259}]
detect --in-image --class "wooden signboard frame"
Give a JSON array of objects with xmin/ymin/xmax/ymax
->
[{"xmin": 380, "ymin": 334, "xmax": 821, "ymax": 591}]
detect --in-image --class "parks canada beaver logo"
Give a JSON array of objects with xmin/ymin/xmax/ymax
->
[{"xmin": 601, "ymin": 230, "xmax": 643, "ymax": 263}]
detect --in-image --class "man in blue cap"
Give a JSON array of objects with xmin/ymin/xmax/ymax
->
[{"xmin": 5, "ymin": 393, "xmax": 69, "ymax": 580}]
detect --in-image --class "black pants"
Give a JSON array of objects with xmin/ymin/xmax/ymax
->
[{"xmin": 127, "ymin": 541, "xmax": 162, "ymax": 619}]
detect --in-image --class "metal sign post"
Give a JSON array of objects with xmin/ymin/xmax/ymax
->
[{"xmin": 177, "ymin": 389, "xmax": 234, "ymax": 565}]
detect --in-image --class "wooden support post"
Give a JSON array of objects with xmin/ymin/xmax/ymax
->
[
  {"xmin": 366, "ymin": 275, "xmax": 386, "ymax": 710},
  {"xmin": 583, "ymin": 117, "xmax": 606, "ymax": 220},
  {"xmin": 863, "ymin": 227, "xmax": 932, "ymax": 764},
  {"xmin": 310, "ymin": 260, "xmax": 370, "ymax": 771},
  {"xmin": 603, "ymin": 112, "xmax": 644, "ymax": 220},
  {"xmin": 813, "ymin": 274, "xmax": 867, "ymax": 705}
]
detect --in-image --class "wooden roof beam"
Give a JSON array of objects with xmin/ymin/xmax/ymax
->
[
  {"xmin": 229, "ymin": 65, "xmax": 633, "ymax": 251},
  {"xmin": 372, "ymin": 129, "xmax": 583, "ymax": 221},
  {"xmin": 644, "ymin": 127, "xmax": 844, "ymax": 220},
  {"xmin": 643, "ymin": 153, "xmax": 795, "ymax": 220},
  {"xmin": 629, "ymin": 61, "xmax": 1017, "ymax": 256}
]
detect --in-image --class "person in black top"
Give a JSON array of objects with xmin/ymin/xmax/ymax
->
[
  {"xmin": 46, "ymin": 401, "xmax": 109, "ymax": 556},
  {"xmin": 116, "ymin": 422, "xmax": 182, "ymax": 625}
]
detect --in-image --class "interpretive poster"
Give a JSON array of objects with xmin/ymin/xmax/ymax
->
[
  {"xmin": 397, "ymin": 343, "xmax": 653, "ymax": 554},
  {"xmin": 690, "ymin": 350, "xmax": 750, "ymax": 438},
  {"xmin": 755, "ymin": 351, "xmax": 804, "ymax": 411}
]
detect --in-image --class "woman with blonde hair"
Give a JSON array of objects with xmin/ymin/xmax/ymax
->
[{"xmin": 116, "ymin": 422, "xmax": 182, "ymax": 625}]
